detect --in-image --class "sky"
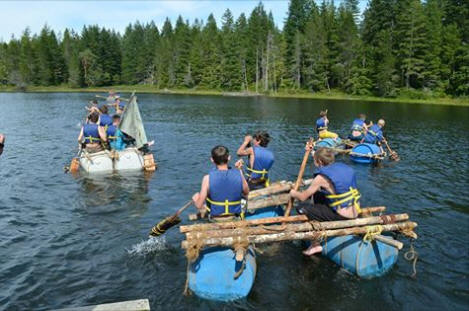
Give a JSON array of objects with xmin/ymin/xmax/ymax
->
[{"xmin": 0, "ymin": 0, "xmax": 368, "ymax": 42}]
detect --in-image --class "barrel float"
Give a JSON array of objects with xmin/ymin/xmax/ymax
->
[
  {"xmin": 321, "ymin": 235, "xmax": 398, "ymax": 278},
  {"xmin": 188, "ymin": 246, "xmax": 256, "ymax": 301},
  {"xmin": 350, "ymin": 143, "xmax": 383, "ymax": 164},
  {"xmin": 315, "ymin": 137, "xmax": 343, "ymax": 149},
  {"xmin": 187, "ymin": 207, "xmax": 282, "ymax": 301}
]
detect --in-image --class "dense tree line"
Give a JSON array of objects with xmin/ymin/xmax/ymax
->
[{"xmin": 0, "ymin": 0, "xmax": 467, "ymax": 97}]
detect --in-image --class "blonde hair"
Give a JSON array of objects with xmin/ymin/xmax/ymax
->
[
  {"xmin": 314, "ymin": 147, "xmax": 335, "ymax": 166},
  {"xmin": 378, "ymin": 119, "xmax": 385, "ymax": 127}
]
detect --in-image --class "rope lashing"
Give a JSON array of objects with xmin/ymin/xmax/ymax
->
[
  {"xmin": 404, "ymin": 240, "xmax": 418, "ymax": 278},
  {"xmin": 363, "ymin": 225, "xmax": 383, "ymax": 242}
]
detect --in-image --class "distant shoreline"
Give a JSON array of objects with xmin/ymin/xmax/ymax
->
[{"xmin": 0, "ymin": 85, "xmax": 468, "ymax": 107}]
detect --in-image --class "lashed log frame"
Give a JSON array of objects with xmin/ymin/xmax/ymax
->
[
  {"xmin": 184, "ymin": 214, "xmax": 409, "ymax": 239},
  {"xmin": 181, "ymin": 221, "xmax": 417, "ymax": 249},
  {"xmin": 182, "ymin": 208, "xmax": 390, "ymax": 233},
  {"xmin": 187, "ymin": 204, "xmax": 386, "ymax": 222},
  {"xmin": 375, "ymin": 235, "xmax": 404, "ymax": 250},
  {"xmin": 248, "ymin": 178, "xmax": 313, "ymax": 199}
]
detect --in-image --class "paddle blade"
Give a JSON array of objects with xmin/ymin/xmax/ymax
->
[
  {"xmin": 149, "ymin": 215, "xmax": 181, "ymax": 236},
  {"xmin": 390, "ymin": 152, "xmax": 400, "ymax": 161}
]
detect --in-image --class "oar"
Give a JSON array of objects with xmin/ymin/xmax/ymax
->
[
  {"xmin": 285, "ymin": 138, "xmax": 314, "ymax": 216},
  {"xmin": 95, "ymin": 94, "xmax": 130, "ymax": 102},
  {"xmin": 149, "ymin": 200, "xmax": 193, "ymax": 237},
  {"xmin": 383, "ymin": 138, "xmax": 400, "ymax": 161}
]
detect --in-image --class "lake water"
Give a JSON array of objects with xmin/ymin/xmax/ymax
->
[{"xmin": 0, "ymin": 93, "xmax": 468, "ymax": 310}]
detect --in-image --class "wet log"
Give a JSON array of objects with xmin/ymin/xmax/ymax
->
[
  {"xmin": 375, "ymin": 235, "xmax": 404, "ymax": 250},
  {"xmin": 247, "ymin": 193, "xmax": 290, "ymax": 211},
  {"xmin": 181, "ymin": 215, "xmax": 308, "ymax": 233},
  {"xmin": 181, "ymin": 221, "xmax": 417, "ymax": 249},
  {"xmin": 248, "ymin": 178, "xmax": 313, "ymax": 199},
  {"xmin": 187, "ymin": 205, "xmax": 386, "ymax": 222},
  {"xmin": 184, "ymin": 213, "xmax": 409, "ymax": 239}
]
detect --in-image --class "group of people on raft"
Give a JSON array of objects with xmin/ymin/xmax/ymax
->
[
  {"xmin": 191, "ymin": 126, "xmax": 363, "ymax": 256},
  {"xmin": 315, "ymin": 110, "xmax": 387, "ymax": 148},
  {"xmin": 77, "ymin": 92, "xmax": 128, "ymax": 154}
]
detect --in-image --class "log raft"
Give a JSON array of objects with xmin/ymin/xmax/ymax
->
[{"xmin": 182, "ymin": 221, "xmax": 417, "ymax": 249}]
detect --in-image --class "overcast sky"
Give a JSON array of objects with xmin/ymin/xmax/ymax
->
[{"xmin": 0, "ymin": 0, "xmax": 367, "ymax": 42}]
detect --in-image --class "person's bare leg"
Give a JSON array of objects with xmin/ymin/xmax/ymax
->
[{"xmin": 303, "ymin": 241, "xmax": 323, "ymax": 256}]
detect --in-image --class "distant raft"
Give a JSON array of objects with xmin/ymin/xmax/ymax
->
[
  {"xmin": 322, "ymin": 235, "xmax": 399, "ymax": 278},
  {"xmin": 349, "ymin": 143, "xmax": 385, "ymax": 164},
  {"xmin": 187, "ymin": 205, "xmax": 283, "ymax": 301},
  {"xmin": 78, "ymin": 147, "xmax": 156, "ymax": 174}
]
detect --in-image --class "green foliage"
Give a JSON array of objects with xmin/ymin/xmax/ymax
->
[{"xmin": 0, "ymin": 0, "xmax": 466, "ymax": 97}]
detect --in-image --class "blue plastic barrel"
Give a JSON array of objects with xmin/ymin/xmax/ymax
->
[
  {"xmin": 188, "ymin": 246, "xmax": 257, "ymax": 301},
  {"xmin": 350, "ymin": 143, "xmax": 382, "ymax": 164},
  {"xmin": 321, "ymin": 235, "xmax": 398, "ymax": 278},
  {"xmin": 315, "ymin": 137, "xmax": 343, "ymax": 149},
  {"xmin": 188, "ymin": 206, "xmax": 283, "ymax": 301}
]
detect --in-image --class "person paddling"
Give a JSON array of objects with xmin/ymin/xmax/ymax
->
[
  {"xmin": 107, "ymin": 115, "xmax": 127, "ymax": 151},
  {"xmin": 290, "ymin": 145, "xmax": 361, "ymax": 256},
  {"xmin": 349, "ymin": 113, "xmax": 372, "ymax": 142},
  {"xmin": 316, "ymin": 110, "xmax": 338, "ymax": 140},
  {"xmin": 98, "ymin": 105, "xmax": 113, "ymax": 129},
  {"xmin": 362, "ymin": 119, "xmax": 386, "ymax": 153},
  {"xmin": 237, "ymin": 131, "xmax": 274, "ymax": 190},
  {"xmin": 192, "ymin": 145, "xmax": 249, "ymax": 220},
  {"xmin": 78, "ymin": 112, "xmax": 107, "ymax": 153}
]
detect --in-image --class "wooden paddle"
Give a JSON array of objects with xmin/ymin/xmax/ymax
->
[
  {"xmin": 149, "ymin": 200, "xmax": 193, "ymax": 236},
  {"xmin": 383, "ymin": 138, "xmax": 400, "ymax": 161},
  {"xmin": 285, "ymin": 138, "xmax": 314, "ymax": 217}
]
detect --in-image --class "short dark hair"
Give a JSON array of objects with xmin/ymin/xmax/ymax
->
[
  {"xmin": 319, "ymin": 110, "xmax": 328, "ymax": 117},
  {"xmin": 314, "ymin": 147, "xmax": 335, "ymax": 166},
  {"xmin": 211, "ymin": 145, "xmax": 229, "ymax": 165},
  {"xmin": 254, "ymin": 131, "xmax": 271, "ymax": 147},
  {"xmin": 112, "ymin": 114, "xmax": 120, "ymax": 120},
  {"xmin": 359, "ymin": 113, "xmax": 366, "ymax": 120},
  {"xmin": 91, "ymin": 99, "xmax": 98, "ymax": 105},
  {"xmin": 99, "ymin": 105, "xmax": 108, "ymax": 114},
  {"xmin": 88, "ymin": 112, "xmax": 99, "ymax": 123}
]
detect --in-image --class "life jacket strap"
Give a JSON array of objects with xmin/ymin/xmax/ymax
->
[
  {"xmin": 317, "ymin": 126, "xmax": 328, "ymax": 131},
  {"xmin": 245, "ymin": 167, "xmax": 270, "ymax": 187},
  {"xmin": 369, "ymin": 130, "xmax": 378, "ymax": 137},
  {"xmin": 85, "ymin": 136, "xmax": 101, "ymax": 142},
  {"xmin": 206, "ymin": 198, "xmax": 243, "ymax": 217},
  {"xmin": 326, "ymin": 187, "xmax": 361, "ymax": 213}
]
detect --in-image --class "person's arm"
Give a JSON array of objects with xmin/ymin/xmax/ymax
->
[
  {"xmin": 237, "ymin": 135, "xmax": 254, "ymax": 157},
  {"xmin": 192, "ymin": 175, "xmax": 209, "ymax": 211},
  {"xmin": 77, "ymin": 127, "xmax": 84, "ymax": 143},
  {"xmin": 290, "ymin": 175, "xmax": 328, "ymax": 202},
  {"xmin": 239, "ymin": 169, "xmax": 250, "ymax": 196},
  {"xmin": 98, "ymin": 126, "xmax": 107, "ymax": 142}
]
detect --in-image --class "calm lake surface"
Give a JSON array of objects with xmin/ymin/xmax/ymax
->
[{"xmin": 0, "ymin": 93, "xmax": 468, "ymax": 310}]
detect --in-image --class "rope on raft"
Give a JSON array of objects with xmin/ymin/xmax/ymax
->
[{"xmin": 404, "ymin": 239, "xmax": 418, "ymax": 278}]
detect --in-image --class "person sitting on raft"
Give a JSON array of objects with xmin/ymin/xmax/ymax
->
[
  {"xmin": 107, "ymin": 114, "xmax": 127, "ymax": 151},
  {"xmin": 85, "ymin": 99, "xmax": 100, "ymax": 116},
  {"xmin": 290, "ymin": 145, "xmax": 361, "ymax": 256},
  {"xmin": 0, "ymin": 133, "xmax": 5, "ymax": 156},
  {"xmin": 237, "ymin": 131, "xmax": 274, "ymax": 190},
  {"xmin": 98, "ymin": 105, "xmax": 113, "ymax": 129},
  {"xmin": 192, "ymin": 145, "xmax": 249, "ymax": 220},
  {"xmin": 349, "ymin": 113, "xmax": 372, "ymax": 142},
  {"xmin": 114, "ymin": 97, "xmax": 125, "ymax": 115},
  {"xmin": 362, "ymin": 119, "xmax": 385, "ymax": 145},
  {"xmin": 316, "ymin": 110, "xmax": 338, "ymax": 140},
  {"xmin": 78, "ymin": 112, "xmax": 107, "ymax": 153}
]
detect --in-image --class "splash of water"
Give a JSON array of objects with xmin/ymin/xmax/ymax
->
[{"xmin": 127, "ymin": 236, "xmax": 167, "ymax": 256}]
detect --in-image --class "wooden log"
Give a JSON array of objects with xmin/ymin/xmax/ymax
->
[
  {"xmin": 248, "ymin": 178, "xmax": 314, "ymax": 199},
  {"xmin": 187, "ymin": 205, "xmax": 387, "ymax": 222},
  {"xmin": 375, "ymin": 235, "xmax": 404, "ymax": 250},
  {"xmin": 181, "ymin": 215, "xmax": 308, "ymax": 233},
  {"xmin": 400, "ymin": 230, "xmax": 418, "ymax": 239},
  {"xmin": 285, "ymin": 142, "xmax": 312, "ymax": 216},
  {"xmin": 53, "ymin": 299, "xmax": 150, "ymax": 311},
  {"xmin": 247, "ymin": 193, "xmax": 290, "ymax": 211},
  {"xmin": 181, "ymin": 221, "xmax": 417, "ymax": 249},
  {"xmin": 185, "ymin": 214, "xmax": 410, "ymax": 239}
]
